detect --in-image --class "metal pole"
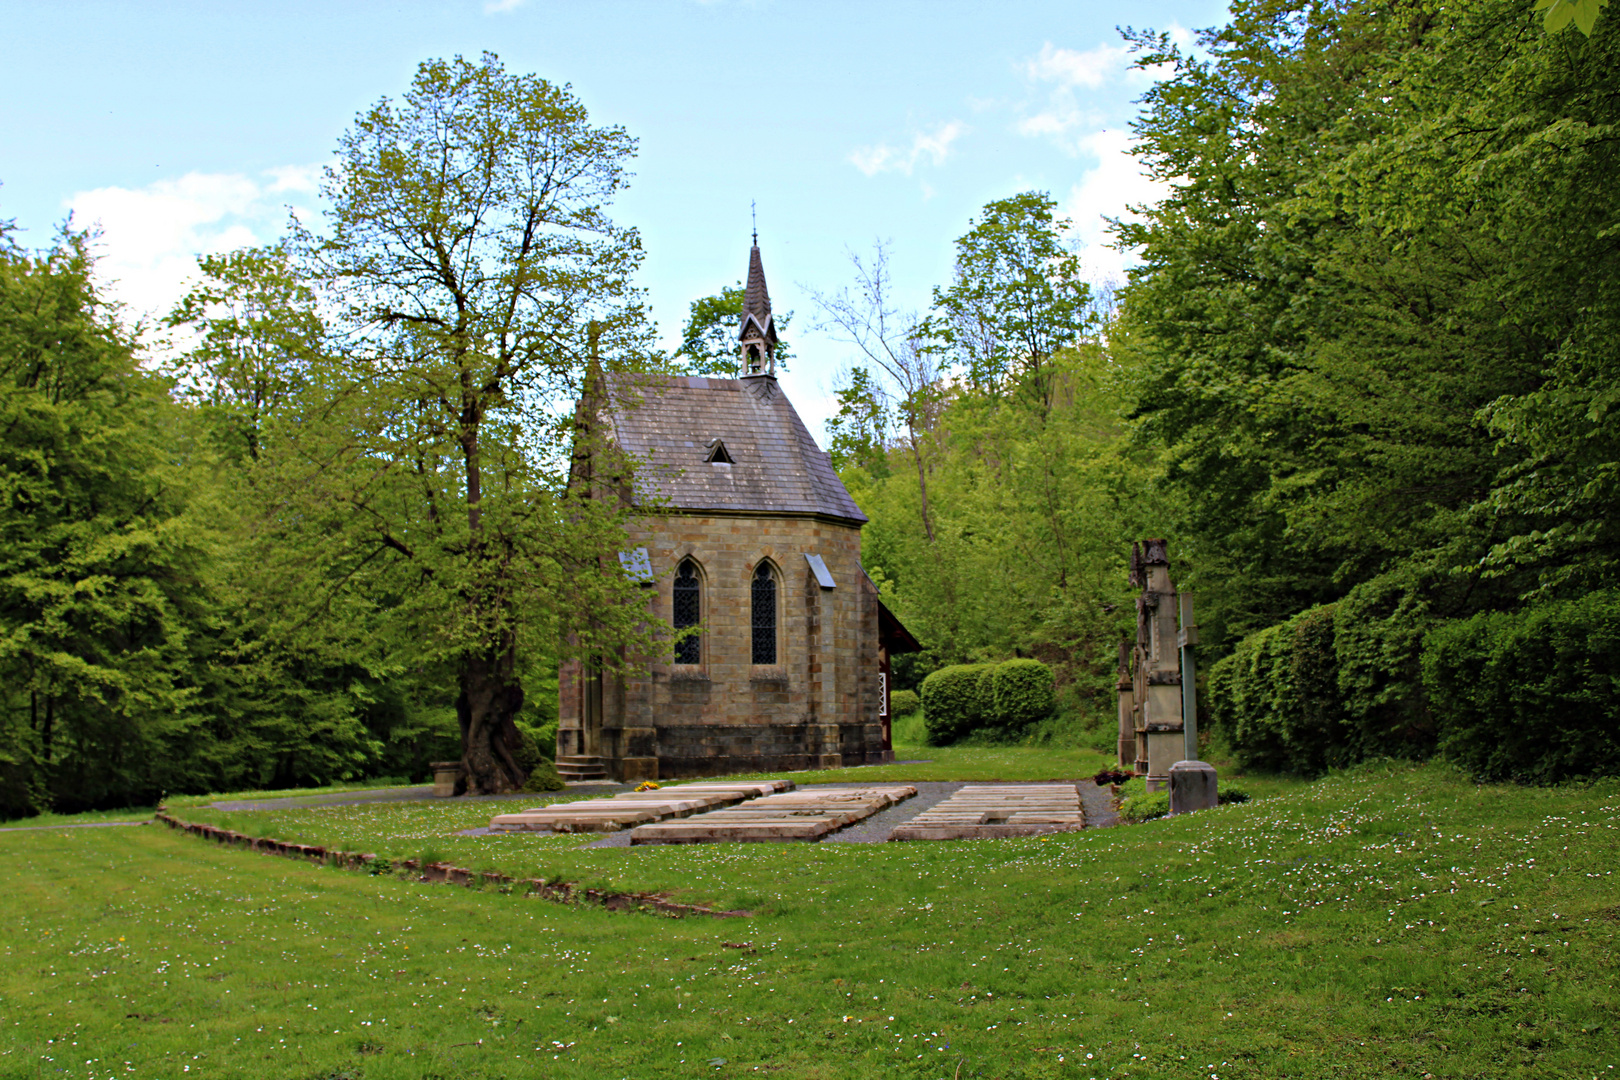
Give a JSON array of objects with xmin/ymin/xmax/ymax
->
[{"xmin": 1178, "ymin": 592, "xmax": 1198, "ymax": 762}]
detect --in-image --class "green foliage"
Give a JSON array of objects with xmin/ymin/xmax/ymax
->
[
  {"xmin": 512, "ymin": 727, "xmax": 543, "ymax": 777},
  {"xmin": 0, "ymin": 229, "xmax": 203, "ymax": 814},
  {"xmin": 263, "ymin": 52, "xmax": 661, "ymax": 795},
  {"xmin": 918, "ymin": 659, "xmax": 1059, "ymax": 745},
  {"xmin": 1208, "ymin": 606, "xmax": 1349, "ymax": 776},
  {"xmin": 889, "ymin": 709, "xmax": 928, "ymax": 747},
  {"xmin": 161, "ymin": 243, "xmax": 321, "ymax": 464},
  {"xmin": 1423, "ymin": 591, "xmax": 1620, "ymax": 783},
  {"xmin": 1208, "ymin": 577, "xmax": 1452, "ymax": 778},
  {"xmin": 824, "ymin": 366, "xmax": 889, "ymax": 476},
  {"xmin": 888, "ymin": 688, "xmax": 920, "ymax": 718},
  {"xmin": 522, "ymin": 759, "xmax": 566, "ymax": 792},
  {"xmin": 989, "ymin": 658, "xmax": 1056, "ymax": 732},
  {"xmin": 1535, "ymin": 0, "xmax": 1608, "ymax": 35},
  {"xmin": 1120, "ymin": 790, "xmax": 1171, "ymax": 823},
  {"xmin": 1331, "ymin": 565, "xmax": 1444, "ymax": 762},
  {"xmin": 1218, "ymin": 785, "xmax": 1250, "ymax": 805},
  {"xmin": 924, "ymin": 191, "xmax": 1094, "ymax": 412},
  {"xmin": 919, "ymin": 663, "xmax": 994, "ymax": 744},
  {"xmin": 1119, "ymin": 0, "xmax": 1620, "ymax": 646}
]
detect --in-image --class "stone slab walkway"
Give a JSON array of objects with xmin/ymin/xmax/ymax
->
[
  {"xmin": 628, "ymin": 785, "xmax": 917, "ymax": 844},
  {"xmin": 888, "ymin": 783, "xmax": 1085, "ymax": 840},
  {"xmin": 486, "ymin": 780, "xmax": 792, "ymax": 833}
]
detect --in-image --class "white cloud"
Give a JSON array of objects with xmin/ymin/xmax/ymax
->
[
  {"xmin": 849, "ymin": 120, "xmax": 967, "ymax": 177},
  {"xmin": 1016, "ymin": 30, "xmax": 1193, "ymax": 154},
  {"xmin": 1015, "ymin": 42, "xmax": 1127, "ymax": 150},
  {"xmin": 483, "ymin": 0, "xmax": 526, "ymax": 12},
  {"xmin": 65, "ymin": 168, "xmax": 318, "ymax": 329},
  {"xmin": 1024, "ymin": 41, "xmax": 1128, "ymax": 90},
  {"xmin": 1059, "ymin": 129, "xmax": 1169, "ymax": 287}
]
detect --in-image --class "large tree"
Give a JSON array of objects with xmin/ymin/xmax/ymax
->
[
  {"xmin": 924, "ymin": 192, "xmax": 1094, "ymax": 414},
  {"xmin": 276, "ymin": 53, "xmax": 656, "ymax": 794},
  {"xmin": 0, "ymin": 224, "xmax": 213, "ymax": 814},
  {"xmin": 673, "ymin": 282, "xmax": 792, "ymax": 376}
]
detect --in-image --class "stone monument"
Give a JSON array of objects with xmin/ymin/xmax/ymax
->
[
  {"xmin": 1120, "ymin": 539, "xmax": 1218, "ymax": 806},
  {"xmin": 1127, "ymin": 540, "xmax": 1185, "ymax": 792}
]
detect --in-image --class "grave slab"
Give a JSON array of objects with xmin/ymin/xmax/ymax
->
[
  {"xmin": 629, "ymin": 785, "xmax": 917, "ymax": 844},
  {"xmin": 487, "ymin": 779, "xmax": 795, "ymax": 833},
  {"xmin": 888, "ymin": 784, "xmax": 1085, "ymax": 841}
]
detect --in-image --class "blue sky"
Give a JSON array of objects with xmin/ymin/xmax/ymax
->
[{"xmin": 2, "ymin": 0, "xmax": 1226, "ymax": 436}]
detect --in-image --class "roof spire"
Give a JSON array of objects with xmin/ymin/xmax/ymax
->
[
  {"xmin": 751, "ymin": 199, "xmax": 757, "ymax": 246},
  {"xmin": 738, "ymin": 221, "xmax": 778, "ymax": 379}
]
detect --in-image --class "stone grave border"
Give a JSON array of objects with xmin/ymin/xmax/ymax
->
[{"xmin": 152, "ymin": 811, "xmax": 749, "ymax": 919}]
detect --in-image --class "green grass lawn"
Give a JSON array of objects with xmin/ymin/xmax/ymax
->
[{"xmin": 0, "ymin": 757, "xmax": 1615, "ymax": 1079}]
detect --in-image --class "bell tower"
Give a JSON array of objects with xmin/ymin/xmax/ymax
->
[{"xmin": 738, "ymin": 227, "xmax": 779, "ymax": 378}]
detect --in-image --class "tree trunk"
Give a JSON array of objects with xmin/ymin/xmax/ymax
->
[{"xmin": 456, "ymin": 637, "xmax": 528, "ymax": 795}]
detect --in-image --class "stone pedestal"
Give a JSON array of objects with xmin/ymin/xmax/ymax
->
[
  {"xmin": 1168, "ymin": 760, "xmax": 1218, "ymax": 815},
  {"xmin": 430, "ymin": 761, "xmax": 463, "ymax": 798},
  {"xmin": 1144, "ymin": 730, "xmax": 1184, "ymax": 792}
]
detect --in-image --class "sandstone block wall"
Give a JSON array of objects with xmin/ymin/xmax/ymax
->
[{"xmin": 557, "ymin": 512, "xmax": 893, "ymax": 780}]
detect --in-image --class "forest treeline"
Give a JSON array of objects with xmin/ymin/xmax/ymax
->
[
  {"xmin": 829, "ymin": 0, "xmax": 1619, "ymax": 776},
  {"xmin": 2, "ymin": 3, "xmax": 1616, "ymax": 816}
]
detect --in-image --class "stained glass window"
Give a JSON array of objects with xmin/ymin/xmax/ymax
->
[
  {"xmin": 751, "ymin": 563, "xmax": 777, "ymax": 665},
  {"xmin": 673, "ymin": 559, "xmax": 700, "ymax": 665}
]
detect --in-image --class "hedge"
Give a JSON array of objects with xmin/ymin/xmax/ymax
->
[
  {"xmin": 1423, "ymin": 589, "xmax": 1620, "ymax": 784},
  {"xmin": 1207, "ymin": 561, "xmax": 1454, "ymax": 775},
  {"xmin": 921, "ymin": 663, "xmax": 993, "ymax": 744},
  {"xmin": 990, "ymin": 659, "xmax": 1057, "ymax": 730},
  {"xmin": 1207, "ymin": 604, "xmax": 1349, "ymax": 775},
  {"xmin": 921, "ymin": 659, "xmax": 1056, "ymax": 743},
  {"xmin": 888, "ymin": 688, "xmax": 921, "ymax": 718}
]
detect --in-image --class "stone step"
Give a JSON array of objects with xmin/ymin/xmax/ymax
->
[{"xmin": 553, "ymin": 755, "xmax": 609, "ymax": 781}]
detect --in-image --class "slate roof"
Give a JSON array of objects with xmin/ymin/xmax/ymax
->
[{"xmin": 601, "ymin": 372, "xmax": 867, "ymax": 525}]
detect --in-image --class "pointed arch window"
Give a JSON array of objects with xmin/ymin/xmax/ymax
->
[
  {"xmin": 751, "ymin": 562, "xmax": 778, "ymax": 665},
  {"xmin": 673, "ymin": 559, "xmax": 701, "ymax": 665}
]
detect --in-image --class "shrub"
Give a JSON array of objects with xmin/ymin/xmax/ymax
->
[
  {"xmin": 975, "ymin": 666, "xmax": 997, "ymax": 726},
  {"xmin": 523, "ymin": 760, "xmax": 565, "ymax": 792},
  {"xmin": 921, "ymin": 663, "xmax": 995, "ymax": 744},
  {"xmin": 889, "ymin": 688, "xmax": 921, "ymax": 718},
  {"xmin": 1217, "ymin": 784, "xmax": 1250, "ymax": 805},
  {"xmin": 1423, "ymin": 590, "xmax": 1620, "ymax": 784},
  {"xmin": 1208, "ymin": 564, "xmax": 1463, "ymax": 777},
  {"xmin": 512, "ymin": 728, "xmax": 543, "ymax": 776},
  {"xmin": 1334, "ymin": 565, "xmax": 1442, "ymax": 762},
  {"xmin": 1120, "ymin": 791, "xmax": 1170, "ymax": 822},
  {"xmin": 1207, "ymin": 604, "xmax": 1349, "ymax": 775},
  {"xmin": 990, "ymin": 659, "xmax": 1056, "ymax": 732}
]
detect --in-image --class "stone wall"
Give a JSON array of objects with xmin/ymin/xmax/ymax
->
[{"xmin": 557, "ymin": 511, "xmax": 893, "ymax": 780}]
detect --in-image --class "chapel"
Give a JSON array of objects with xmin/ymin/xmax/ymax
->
[{"xmin": 554, "ymin": 240, "xmax": 919, "ymax": 782}]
